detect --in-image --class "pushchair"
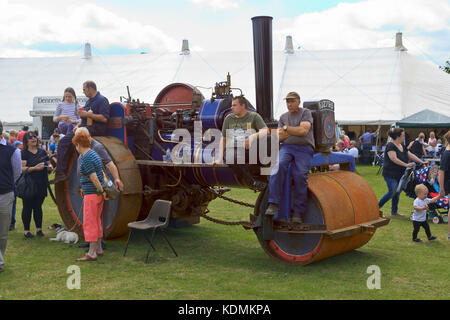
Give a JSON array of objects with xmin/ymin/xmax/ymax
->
[
  {"xmin": 401, "ymin": 164, "xmax": 449, "ymax": 224},
  {"xmin": 375, "ymin": 152, "xmax": 384, "ymax": 175}
]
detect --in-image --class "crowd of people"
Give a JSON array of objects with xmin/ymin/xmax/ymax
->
[
  {"xmin": 0, "ymin": 82, "xmax": 449, "ymax": 272},
  {"xmin": 332, "ymin": 128, "xmax": 446, "ymax": 163},
  {"xmin": 0, "ymin": 81, "xmax": 125, "ymax": 271},
  {"xmin": 329, "ymin": 128, "xmax": 380, "ymax": 164},
  {"xmin": 332, "ymin": 127, "xmax": 450, "ymax": 241},
  {"xmin": 377, "ymin": 128, "xmax": 450, "ymax": 242},
  {"xmin": 407, "ymin": 131, "xmax": 444, "ymax": 159}
]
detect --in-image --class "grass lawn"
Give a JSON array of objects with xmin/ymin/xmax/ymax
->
[{"xmin": 1, "ymin": 165, "xmax": 449, "ymax": 300}]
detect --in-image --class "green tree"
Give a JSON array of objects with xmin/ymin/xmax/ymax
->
[{"xmin": 440, "ymin": 60, "xmax": 450, "ymax": 74}]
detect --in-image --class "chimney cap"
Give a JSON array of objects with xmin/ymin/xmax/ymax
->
[
  {"xmin": 83, "ymin": 42, "xmax": 92, "ymax": 59},
  {"xmin": 284, "ymin": 35, "xmax": 294, "ymax": 54},
  {"xmin": 395, "ymin": 32, "xmax": 407, "ymax": 51},
  {"xmin": 251, "ymin": 16, "xmax": 273, "ymax": 21},
  {"xmin": 181, "ymin": 39, "xmax": 190, "ymax": 55}
]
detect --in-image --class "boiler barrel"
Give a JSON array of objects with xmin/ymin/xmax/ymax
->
[
  {"xmin": 255, "ymin": 170, "xmax": 384, "ymax": 265},
  {"xmin": 153, "ymin": 138, "xmax": 357, "ymax": 189}
]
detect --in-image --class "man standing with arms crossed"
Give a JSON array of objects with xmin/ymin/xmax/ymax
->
[{"xmin": 265, "ymin": 92, "xmax": 315, "ymax": 223}]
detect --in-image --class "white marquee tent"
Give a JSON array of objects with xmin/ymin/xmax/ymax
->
[{"xmin": 1, "ymin": 34, "xmax": 449, "ymax": 125}]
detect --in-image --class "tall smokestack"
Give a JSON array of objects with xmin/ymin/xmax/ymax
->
[{"xmin": 251, "ymin": 16, "xmax": 273, "ymax": 123}]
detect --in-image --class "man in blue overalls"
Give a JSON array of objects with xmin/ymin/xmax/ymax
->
[{"xmin": 265, "ymin": 92, "xmax": 315, "ymax": 223}]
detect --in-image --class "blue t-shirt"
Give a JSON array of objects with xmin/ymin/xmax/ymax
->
[
  {"xmin": 360, "ymin": 132, "xmax": 375, "ymax": 144},
  {"xmin": 79, "ymin": 149, "xmax": 104, "ymax": 195},
  {"xmin": 49, "ymin": 142, "xmax": 56, "ymax": 154},
  {"xmin": 81, "ymin": 91, "xmax": 110, "ymax": 136}
]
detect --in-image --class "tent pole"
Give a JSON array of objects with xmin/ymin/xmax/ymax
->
[{"xmin": 372, "ymin": 124, "xmax": 381, "ymax": 166}]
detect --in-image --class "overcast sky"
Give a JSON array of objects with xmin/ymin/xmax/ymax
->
[{"xmin": 0, "ymin": 0, "xmax": 449, "ymax": 66}]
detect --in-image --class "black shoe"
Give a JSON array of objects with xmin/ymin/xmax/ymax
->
[
  {"xmin": 24, "ymin": 232, "xmax": 34, "ymax": 239},
  {"xmin": 240, "ymin": 171, "xmax": 266, "ymax": 192},
  {"xmin": 265, "ymin": 203, "xmax": 279, "ymax": 217},
  {"xmin": 428, "ymin": 236, "xmax": 437, "ymax": 241},
  {"xmin": 250, "ymin": 180, "xmax": 267, "ymax": 192},
  {"xmin": 243, "ymin": 176, "xmax": 267, "ymax": 192},
  {"xmin": 36, "ymin": 230, "xmax": 45, "ymax": 237},
  {"xmin": 50, "ymin": 171, "xmax": 67, "ymax": 184},
  {"xmin": 291, "ymin": 212, "xmax": 303, "ymax": 223},
  {"xmin": 9, "ymin": 225, "xmax": 15, "ymax": 231}
]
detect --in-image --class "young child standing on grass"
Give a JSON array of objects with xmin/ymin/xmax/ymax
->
[{"xmin": 412, "ymin": 184, "xmax": 439, "ymax": 243}]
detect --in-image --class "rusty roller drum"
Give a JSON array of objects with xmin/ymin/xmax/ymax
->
[
  {"xmin": 254, "ymin": 170, "xmax": 384, "ymax": 265},
  {"xmin": 55, "ymin": 136, "xmax": 142, "ymax": 240}
]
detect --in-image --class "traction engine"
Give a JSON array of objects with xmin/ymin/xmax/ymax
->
[{"xmin": 54, "ymin": 16, "xmax": 389, "ymax": 265}]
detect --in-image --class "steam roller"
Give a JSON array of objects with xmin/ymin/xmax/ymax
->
[{"xmin": 54, "ymin": 16, "xmax": 389, "ymax": 265}]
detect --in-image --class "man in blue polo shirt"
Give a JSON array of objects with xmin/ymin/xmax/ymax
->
[
  {"xmin": 359, "ymin": 129, "xmax": 379, "ymax": 151},
  {"xmin": 52, "ymin": 81, "xmax": 110, "ymax": 183},
  {"xmin": 77, "ymin": 81, "xmax": 110, "ymax": 136},
  {"xmin": 359, "ymin": 128, "xmax": 379, "ymax": 164}
]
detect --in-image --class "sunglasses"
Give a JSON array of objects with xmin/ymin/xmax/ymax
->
[{"xmin": 27, "ymin": 134, "xmax": 37, "ymax": 139}]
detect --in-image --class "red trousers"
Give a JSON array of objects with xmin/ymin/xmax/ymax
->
[{"xmin": 83, "ymin": 194, "xmax": 104, "ymax": 242}]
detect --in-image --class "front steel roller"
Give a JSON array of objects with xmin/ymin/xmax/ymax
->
[
  {"xmin": 55, "ymin": 136, "xmax": 142, "ymax": 240},
  {"xmin": 254, "ymin": 171, "xmax": 388, "ymax": 265}
]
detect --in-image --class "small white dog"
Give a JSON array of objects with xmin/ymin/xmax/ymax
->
[{"xmin": 48, "ymin": 223, "xmax": 79, "ymax": 244}]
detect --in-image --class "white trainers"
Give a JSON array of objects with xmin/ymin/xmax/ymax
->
[{"xmin": 447, "ymin": 234, "xmax": 450, "ymax": 240}]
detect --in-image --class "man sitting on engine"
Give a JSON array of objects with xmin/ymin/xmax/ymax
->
[
  {"xmin": 214, "ymin": 95, "xmax": 269, "ymax": 191},
  {"xmin": 265, "ymin": 92, "xmax": 315, "ymax": 223}
]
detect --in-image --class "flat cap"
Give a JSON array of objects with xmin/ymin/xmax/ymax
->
[{"xmin": 284, "ymin": 91, "xmax": 300, "ymax": 100}]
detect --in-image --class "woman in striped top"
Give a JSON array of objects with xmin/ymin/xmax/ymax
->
[
  {"xmin": 72, "ymin": 131, "xmax": 106, "ymax": 261},
  {"xmin": 53, "ymin": 87, "xmax": 80, "ymax": 135}
]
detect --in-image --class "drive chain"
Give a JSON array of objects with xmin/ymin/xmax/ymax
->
[
  {"xmin": 215, "ymin": 193, "xmax": 256, "ymax": 208},
  {"xmin": 198, "ymin": 210, "xmax": 253, "ymax": 229},
  {"xmin": 195, "ymin": 188, "xmax": 256, "ymax": 229}
]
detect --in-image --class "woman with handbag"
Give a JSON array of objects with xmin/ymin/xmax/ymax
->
[
  {"xmin": 378, "ymin": 128, "xmax": 428, "ymax": 217},
  {"xmin": 20, "ymin": 131, "xmax": 50, "ymax": 238},
  {"xmin": 72, "ymin": 131, "xmax": 106, "ymax": 261}
]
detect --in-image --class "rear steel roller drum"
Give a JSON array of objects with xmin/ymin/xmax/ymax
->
[
  {"xmin": 254, "ymin": 171, "xmax": 381, "ymax": 265},
  {"xmin": 55, "ymin": 137, "xmax": 142, "ymax": 240}
]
